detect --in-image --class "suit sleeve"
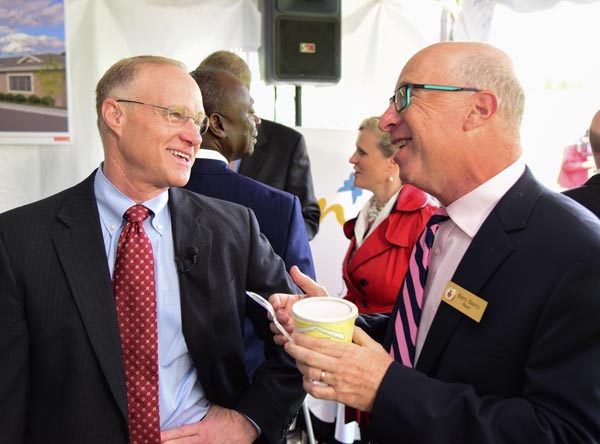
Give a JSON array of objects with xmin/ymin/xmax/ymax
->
[
  {"xmin": 0, "ymin": 225, "xmax": 28, "ymax": 443},
  {"xmin": 235, "ymin": 207, "xmax": 305, "ymax": 444},
  {"xmin": 286, "ymin": 133, "xmax": 321, "ymax": 240},
  {"xmin": 282, "ymin": 196, "xmax": 316, "ymax": 280},
  {"xmin": 368, "ymin": 260, "xmax": 600, "ymax": 444},
  {"xmin": 356, "ymin": 313, "xmax": 390, "ymax": 345}
]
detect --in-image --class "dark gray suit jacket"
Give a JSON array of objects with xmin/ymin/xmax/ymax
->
[
  {"xmin": 0, "ymin": 170, "xmax": 304, "ymax": 444},
  {"xmin": 562, "ymin": 173, "xmax": 600, "ymax": 218},
  {"xmin": 238, "ymin": 119, "xmax": 321, "ymax": 240},
  {"xmin": 360, "ymin": 168, "xmax": 600, "ymax": 443},
  {"xmin": 185, "ymin": 157, "xmax": 315, "ymax": 378}
]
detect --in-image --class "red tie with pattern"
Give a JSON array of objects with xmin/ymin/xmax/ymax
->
[
  {"xmin": 390, "ymin": 209, "xmax": 449, "ymax": 367},
  {"xmin": 112, "ymin": 205, "xmax": 161, "ymax": 444}
]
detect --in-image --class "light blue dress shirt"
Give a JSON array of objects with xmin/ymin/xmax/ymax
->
[{"xmin": 94, "ymin": 166, "xmax": 209, "ymax": 429}]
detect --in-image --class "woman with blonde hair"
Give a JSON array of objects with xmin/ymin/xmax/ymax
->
[{"xmin": 342, "ymin": 116, "xmax": 437, "ymax": 314}]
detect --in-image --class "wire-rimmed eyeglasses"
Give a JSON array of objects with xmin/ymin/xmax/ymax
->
[
  {"xmin": 389, "ymin": 83, "xmax": 481, "ymax": 113},
  {"xmin": 116, "ymin": 99, "xmax": 209, "ymax": 135}
]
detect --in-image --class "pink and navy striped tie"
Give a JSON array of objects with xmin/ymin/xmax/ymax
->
[{"xmin": 390, "ymin": 209, "xmax": 449, "ymax": 367}]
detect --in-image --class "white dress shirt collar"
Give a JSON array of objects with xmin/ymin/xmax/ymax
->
[
  {"xmin": 196, "ymin": 148, "xmax": 229, "ymax": 164},
  {"xmin": 95, "ymin": 163, "xmax": 169, "ymax": 232},
  {"xmin": 445, "ymin": 159, "xmax": 526, "ymax": 238}
]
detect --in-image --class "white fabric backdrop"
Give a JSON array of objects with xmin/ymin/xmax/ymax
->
[
  {"xmin": 0, "ymin": 0, "xmax": 443, "ymax": 214},
  {"xmin": 0, "ymin": 0, "xmax": 440, "ymax": 297}
]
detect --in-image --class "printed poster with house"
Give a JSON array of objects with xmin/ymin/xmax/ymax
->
[{"xmin": 0, "ymin": 0, "xmax": 70, "ymax": 144}]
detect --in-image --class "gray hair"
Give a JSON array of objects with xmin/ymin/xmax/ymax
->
[{"xmin": 456, "ymin": 52, "xmax": 525, "ymax": 136}]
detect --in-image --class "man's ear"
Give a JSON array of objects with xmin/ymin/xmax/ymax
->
[
  {"xmin": 102, "ymin": 98, "xmax": 125, "ymax": 135},
  {"xmin": 463, "ymin": 90, "xmax": 499, "ymax": 131},
  {"xmin": 208, "ymin": 113, "xmax": 227, "ymax": 139}
]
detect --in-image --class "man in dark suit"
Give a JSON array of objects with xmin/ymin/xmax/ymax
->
[
  {"xmin": 186, "ymin": 67, "xmax": 315, "ymax": 378},
  {"xmin": 271, "ymin": 42, "xmax": 600, "ymax": 443},
  {"xmin": 0, "ymin": 55, "xmax": 304, "ymax": 444},
  {"xmin": 563, "ymin": 109, "xmax": 600, "ymax": 217},
  {"xmin": 239, "ymin": 120, "xmax": 320, "ymax": 240},
  {"xmin": 197, "ymin": 51, "xmax": 321, "ymax": 240}
]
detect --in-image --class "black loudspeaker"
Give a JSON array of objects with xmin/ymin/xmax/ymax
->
[{"xmin": 261, "ymin": 0, "xmax": 341, "ymax": 85}]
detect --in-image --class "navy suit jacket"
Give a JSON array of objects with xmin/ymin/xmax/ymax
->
[
  {"xmin": 238, "ymin": 119, "xmax": 321, "ymax": 240},
  {"xmin": 359, "ymin": 168, "xmax": 600, "ymax": 443},
  {"xmin": 0, "ymin": 171, "xmax": 305, "ymax": 444},
  {"xmin": 562, "ymin": 173, "xmax": 600, "ymax": 218},
  {"xmin": 185, "ymin": 157, "xmax": 315, "ymax": 279}
]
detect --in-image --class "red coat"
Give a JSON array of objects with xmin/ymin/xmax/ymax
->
[{"xmin": 342, "ymin": 184, "xmax": 437, "ymax": 314}]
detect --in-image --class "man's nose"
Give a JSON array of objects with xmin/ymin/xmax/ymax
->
[{"xmin": 379, "ymin": 102, "xmax": 400, "ymax": 133}]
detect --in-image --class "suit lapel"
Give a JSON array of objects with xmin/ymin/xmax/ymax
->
[
  {"xmin": 416, "ymin": 168, "xmax": 541, "ymax": 374},
  {"xmin": 347, "ymin": 220, "xmax": 394, "ymax": 272},
  {"xmin": 415, "ymin": 214, "xmax": 514, "ymax": 373},
  {"xmin": 347, "ymin": 197, "xmax": 414, "ymax": 272},
  {"xmin": 168, "ymin": 188, "xmax": 215, "ymax": 385},
  {"xmin": 52, "ymin": 173, "xmax": 129, "ymax": 420}
]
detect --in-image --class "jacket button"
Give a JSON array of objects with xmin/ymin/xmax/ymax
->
[{"xmin": 360, "ymin": 279, "xmax": 368, "ymax": 286}]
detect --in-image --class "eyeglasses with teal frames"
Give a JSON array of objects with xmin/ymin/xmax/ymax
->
[
  {"xmin": 389, "ymin": 83, "xmax": 482, "ymax": 113},
  {"xmin": 116, "ymin": 99, "xmax": 209, "ymax": 135}
]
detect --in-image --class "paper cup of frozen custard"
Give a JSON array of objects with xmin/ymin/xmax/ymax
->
[{"xmin": 292, "ymin": 297, "xmax": 358, "ymax": 343}]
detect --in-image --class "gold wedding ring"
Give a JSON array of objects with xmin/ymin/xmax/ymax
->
[{"xmin": 319, "ymin": 370, "xmax": 326, "ymax": 382}]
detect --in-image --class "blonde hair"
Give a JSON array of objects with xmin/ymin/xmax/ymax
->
[
  {"xmin": 95, "ymin": 55, "xmax": 187, "ymax": 129},
  {"xmin": 358, "ymin": 116, "xmax": 397, "ymax": 157}
]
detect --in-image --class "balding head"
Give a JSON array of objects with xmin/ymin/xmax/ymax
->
[
  {"xmin": 589, "ymin": 110, "xmax": 600, "ymax": 154},
  {"xmin": 407, "ymin": 42, "xmax": 525, "ymax": 137},
  {"xmin": 588, "ymin": 110, "xmax": 600, "ymax": 170},
  {"xmin": 95, "ymin": 55, "xmax": 188, "ymax": 133},
  {"xmin": 197, "ymin": 51, "xmax": 252, "ymax": 90},
  {"xmin": 379, "ymin": 42, "xmax": 525, "ymax": 205}
]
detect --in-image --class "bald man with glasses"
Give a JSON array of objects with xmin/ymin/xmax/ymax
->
[{"xmin": 270, "ymin": 42, "xmax": 600, "ymax": 444}]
